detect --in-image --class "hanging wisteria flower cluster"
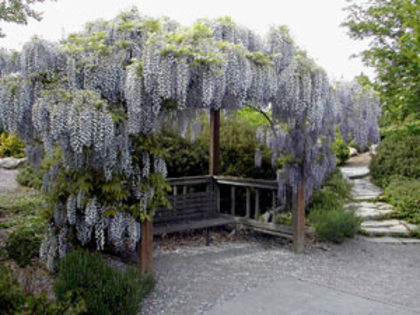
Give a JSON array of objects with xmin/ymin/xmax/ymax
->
[
  {"xmin": 335, "ymin": 80, "xmax": 381, "ymax": 150},
  {"xmin": 0, "ymin": 8, "xmax": 380, "ymax": 269}
]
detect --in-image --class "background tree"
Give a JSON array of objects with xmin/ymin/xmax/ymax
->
[
  {"xmin": 343, "ymin": 0, "xmax": 419, "ymax": 123},
  {"xmin": 0, "ymin": 0, "xmax": 55, "ymax": 37}
]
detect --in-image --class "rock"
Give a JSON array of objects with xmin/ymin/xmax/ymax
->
[
  {"xmin": 350, "ymin": 177, "xmax": 382, "ymax": 201},
  {"xmin": 346, "ymin": 202, "xmax": 394, "ymax": 220},
  {"xmin": 348, "ymin": 147, "xmax": 358, "ymax": 157},
  {"xmin": 0, "ymin": 157, "xmax": 27, "ymax": 169},
  {"xmin": 362, "ymin": 219, "xmax": 401, "ymax": 228},
  {"xmin": 339, "ymin": 166, "xmax": 370, "ymax": 179},
  {"xmin": 361, "ymin": 220, "xmax": 412, "ymax": 237},
  {"xmin": 370, "ymin": 144, "xmax": 379, "ymax": 155}
]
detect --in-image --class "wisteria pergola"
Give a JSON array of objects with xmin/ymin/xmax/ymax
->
[{"xmin": 0, "ymin": 9, "xmax": 372, "ymax": 273}]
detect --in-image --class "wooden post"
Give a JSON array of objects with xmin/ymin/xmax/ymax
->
[
  {"xmin": 246, "ymin": 188, "xmax": 251, "ymax": 218},
  {"xmin": 209, "ymin": 109, "xmax": 220, "ymax": 176},
  {"xmin": 140, "ymin": 219, "xmax": 154, "ymax": 276},
  {"xmin": 231, "ymin": 186, "xmax": 236, "ymax": 216},
  {"xmin": 271, "ymin": 190, "xmax": 276, "ymax": 223},
  {"xmin": 216, "ymin": 183, "xmax": 221, "ymax": 213},
  {"xmin": 255, "ymin": 189, "xmax": 260, "ymax": 219},
  {"xmin": 293, "ymin": 166, "xmax": 306, "ymax": 253}
]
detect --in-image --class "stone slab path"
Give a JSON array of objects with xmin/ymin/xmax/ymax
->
[
  {"xmin": 0, "ymin": 168, "xmax": 19, "ymax": 194},
  {"xmin": 340, "ymin": 154, "xmax": 419, "ymax": 239}
]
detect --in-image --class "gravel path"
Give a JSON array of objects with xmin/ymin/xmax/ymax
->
[
  {"xmin": 0, "ymin": 168, "xmax": 19, "ymax": 194},
  {"xmin": 141, "ymin": 237, "xmax": 420, "ymax": 315}
]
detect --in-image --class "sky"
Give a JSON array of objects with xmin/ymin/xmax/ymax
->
[{"xmin": 0, "ymin": 0, "xmax": 373, "ymax": 81}]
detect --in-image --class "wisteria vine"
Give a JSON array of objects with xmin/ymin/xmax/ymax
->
[{"xmin": 0, "ymin": 8, "xmax": 380, "ymax": 269}]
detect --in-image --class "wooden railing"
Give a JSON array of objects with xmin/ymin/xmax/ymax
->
[
  {"xmin": 154, "ymin": 175, "xmax": 293, "ymax": 239},
  {"xmin": 214, "ymin": 176, "xmax": 278, "ymax": 221}
]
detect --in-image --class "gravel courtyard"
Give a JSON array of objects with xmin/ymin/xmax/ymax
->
[{"xmin": 141, "ymin": 236, "xmax": 420, "ymax": 315}]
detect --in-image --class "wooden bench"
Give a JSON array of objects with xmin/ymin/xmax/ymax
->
[{"xmin": 153, "ymin": 176, "xmax": 234, "ymax": 244}]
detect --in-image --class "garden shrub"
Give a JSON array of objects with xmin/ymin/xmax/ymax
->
[
  {"xmin": 0, "ymin": 132, "xmax": 25, "ymax": 158},
  {"xmin": 370, "ymin": 133, "xmax": 420, "ymax": 187},
  {"xmin": 275, "ymin": 212, "xmax": 292, "ymax": 225},
  {"xmin": 322, "ymin": 169, "xmax": 353, "ymax": 200},
  {"xmin": 5, "ymin": 227, "xmax": 43, "ymax": 267},
  {"xmin": 158, "ymin": 113, "xmax": 275, "ymax": 179},
  {"xmin": 0, "ymin": 265, "xmax": 86, "ymax": 315},
  {"xmin": 332, "ymin": 130, "xmax": 350, "ymax": 165},
  {"xmin": 384, "ymin": 176, "xmax": 420, "ymax": 225},
  {"xmin": 17, "ymin": 163, "xmax": 43, "ymax": 190},
  {"xmin": 380, "ymin": 120, "xmax": 420, "ymax": 139},
  {"xmin": 55, "ymin": 250, "xmax": 155, "ymax": 315},
  {"xmin": 308, "ymin": 170, "xmax": 361, "ymax": 243},
  {"xmin": 309, "ymin": 207, "xmax": 361, "ymax": 243}
]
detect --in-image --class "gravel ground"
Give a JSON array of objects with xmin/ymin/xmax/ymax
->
[
  {"xmin": 141, "ymin": 236, "xmax": 420, "ymax": 315},
  {"xmin": 345, "ymin": 153, "xmax": 372, "ymax": 167}
]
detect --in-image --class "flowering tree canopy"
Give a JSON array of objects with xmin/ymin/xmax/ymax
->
[
  {"xmin": 335, "ymin": 80, "xmax": 381, "ymax": 150},
  {"xmin": 0, "ymin": 8, "xmax": 380, "ymax": 268}
]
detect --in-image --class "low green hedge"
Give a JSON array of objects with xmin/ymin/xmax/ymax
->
[
  {"xmin": 385, "ymin": 176, "xmax": 420, "ymax": 225},
  {"xmin": 370, "ymin": 133, "xmax": 420, "ymax": 187}
]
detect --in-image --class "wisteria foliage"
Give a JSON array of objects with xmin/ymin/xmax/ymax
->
[{"xmin": 0, "ymin": 8, "xmax": 380, "ymax": 269}]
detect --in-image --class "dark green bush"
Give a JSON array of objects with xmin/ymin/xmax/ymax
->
[
  {"xmin": 0, "ymin": 265, "xmax": 86, "ymax": 315},
  {"xmin": 308, "ymin": 170, "xmax": 361, "ymax": 243},
  {"xmin": 5, "ymin": 227, "xmax": 43, "ymax": 267},
  {"xmin": 55, "ymin": 250, "xmax": 155, "ymax": 315},
  {"xmin": 384, "ymin": 176, "xmax": 420, "ymax": 224},
  {"xmin": 332, "ymin": 130, "xmax": 350, "ymax": 165},
  {"xmin": 370, "ymin": 133, "xmax": 420, "ymax": 187},
  {"xmin": 158, "ymin": 112, "xmax": 275, "ymax": 179}
]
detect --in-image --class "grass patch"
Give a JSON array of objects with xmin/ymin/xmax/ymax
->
[
  {"xmin": 0, "ymin": 188, "xmax": 46, "ymax": 230},
  {"xmin": 55, "ymin": 250, "xmax": 155, "ymax": 315},
  {"xmin": 0, "ymin": 188, "xmax": 47, "ymax": 267}
]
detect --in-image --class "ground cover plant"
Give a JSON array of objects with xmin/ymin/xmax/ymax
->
[{"xmin": 0, "ymin": 264, "xmax": 86, "ymax": 315}]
